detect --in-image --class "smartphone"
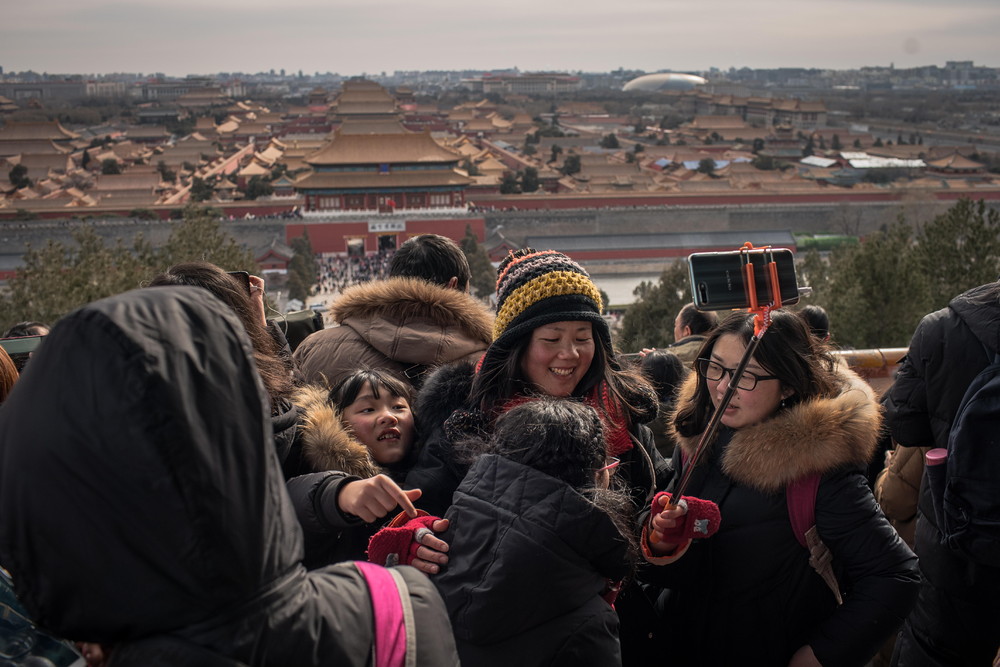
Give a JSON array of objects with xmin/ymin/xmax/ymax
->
[
  {"xmin": 227, "ymin": 270, "xmax": 251, "ymax": 294},
  {"xmin": 688, "ymin": 248, "xmax": 799, "ymax": 311},
  {"xmin": 0, "ymin": 335, "xmax": 44, "ymax": 357},
  {"xmin": 0, "ymin": 335, "xmax": 45, "ymax": 372}
]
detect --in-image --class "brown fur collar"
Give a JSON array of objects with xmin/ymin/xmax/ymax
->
[
  {"xmin": 330, "ymin": 277, "xmax": 493, "ymax": 344},
  {"xmin": 670, "ymin": 367, "xmax": 881, "ymax": 493},
  {"xmin": 292, "ymin": 385, "xmax": 381, "ymax": 479}
]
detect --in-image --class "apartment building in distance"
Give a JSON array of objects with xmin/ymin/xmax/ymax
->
[{"xmin": 461, "ymin": 72, "xmax": 582, "ymax": 95}]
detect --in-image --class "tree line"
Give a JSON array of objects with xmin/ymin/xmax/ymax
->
[
  {"xmin": 0, "ymin": 206, "xmax": 262, "ymax": 328},
  {"xmin": 0, "ymin": 210, "xmax": 496, "ymax": 331},
  {"xmin": 618, "ymin": 198, "xmax": 1000, "ymax": 351},
  {"xmin": 3, "ymin": 198, "xmax": 998, "ymax": 353}
]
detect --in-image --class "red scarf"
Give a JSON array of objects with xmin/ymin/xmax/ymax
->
[{"xmin": 497, "ymin": 383, "xmax": 634, "ymax": 457}]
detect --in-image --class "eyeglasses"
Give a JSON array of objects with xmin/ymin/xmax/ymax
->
[
  {"xmin": 695, "ymin": 358, "xmax": 778, "ymax": 392},
  {"xmin": 598, "ymin": 457, "xmax": 620, "ymax": 473}
]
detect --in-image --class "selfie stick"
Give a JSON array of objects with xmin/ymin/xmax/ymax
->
[{"xmin": 651, "ymin": 244, "xmax": 784, "ymax": 541}]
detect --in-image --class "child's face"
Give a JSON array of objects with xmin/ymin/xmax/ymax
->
[{"xmin": 343, "ymin": 382, "xmax": 414, "ymax": 465}]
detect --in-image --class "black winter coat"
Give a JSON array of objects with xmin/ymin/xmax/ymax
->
[
  {"xmin": 883, "ymin": 280, "xmax": 1000, "ymax": 529},
  {"xmin": 435, "ymin": 454, "xmax": 629, "ymax": 667},
  {"xmin": 640, "ymin": 369, "xmax": 919, "ymax": 667},
  {"xmin": 406, "ymin": 360, "xmax": 673, "ymax": 666},
  {"xmin": 882, "ymin": 281, "xmax": 1000, "ymax": 665},
  {"xmin": 0, "ymin": 286, "xmax": 457, "ymax": 666}
]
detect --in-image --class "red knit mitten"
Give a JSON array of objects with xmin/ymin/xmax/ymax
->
[
  {"xmin": 367, "ymin": 511, "xmax": 438, "ymax": 567},
  {"xmin": 648, "ymin": 492, "xmax": 721, "ymax": 542}
]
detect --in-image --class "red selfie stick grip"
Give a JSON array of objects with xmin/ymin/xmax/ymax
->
[{"xmin": 648, "ymin": 496, "xmax": 679, "ymax": 544}]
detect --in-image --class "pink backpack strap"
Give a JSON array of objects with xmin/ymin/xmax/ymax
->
[
  {"xmin": 354, "ymin": 561, "xmax": 416, "ymax": 667},
  {"xmin": 786, "ymin": 473, "xmax": 821, "ymax": 548},
  {"xmin": 786, "ymin": 474, "xmax": 843, "ymax": 604}
]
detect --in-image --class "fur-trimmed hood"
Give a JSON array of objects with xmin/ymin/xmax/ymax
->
[
  {"xmin": 292, "ymin": 385, "xmax": 381, "ymax": 479},
  {"xmin": 331, "ymin": 277, "xmax": 493, "ymax": 346},
  {"xmin": 670, "ymin": 367, "xmax": 881, "ymax": 493}
]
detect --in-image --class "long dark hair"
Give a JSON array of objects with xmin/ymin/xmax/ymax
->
[
  {"xmin": 674, "ymin": 309, "xmax": 841, "ymax": 438},
  {"xmin": 640, "ymin": 349, "xmax": 688, "ymax": 404},
  {"xmin": 488, "ymin": 398, "xmax": 639, "ymax": 566},
  {"xmin": 491, "ymin": 398, "xmax": 606, "ymax": 489},
  {"xmin": 469, "ymin": 326, "xmax": 656, "ymax": 425},
  {"xmin": 148, "ymin": 262, "xmax": 294, "ymax": 406}
]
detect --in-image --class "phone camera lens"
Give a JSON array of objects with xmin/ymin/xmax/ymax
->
[{"xmin": 698, "ymin": 282, "xmax": 710, "ymax": 304}]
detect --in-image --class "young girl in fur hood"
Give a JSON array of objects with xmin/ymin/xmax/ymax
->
[{"xmin": 286, "ymin": 368, "xmax": 429, "ymax": 569}]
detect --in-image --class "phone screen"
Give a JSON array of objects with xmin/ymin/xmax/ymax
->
[
  {"xmin": 0, "ymin": 335, "xmax": 44, "ymax": 356},
  {"xmin": 688, "ymin": 248, "xmax": 799, "ymax": 311}
]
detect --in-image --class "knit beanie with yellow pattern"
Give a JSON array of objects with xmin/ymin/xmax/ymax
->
[{"xmin": 480, "ymin": 249, "xmax": 611, "ymax": 373}]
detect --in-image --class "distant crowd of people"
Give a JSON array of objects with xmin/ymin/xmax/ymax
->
[
  {"xmin": 313, "ymin": 249, "xmax": 395, "ymax": 296},
  {"xmin": 0, "ymin": 235, "xmax": 997, "ymax": 666}
]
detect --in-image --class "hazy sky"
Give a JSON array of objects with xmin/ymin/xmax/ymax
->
[{"xmin": 3, "ymin": 0, "xmax": 999, "ymax": 77}]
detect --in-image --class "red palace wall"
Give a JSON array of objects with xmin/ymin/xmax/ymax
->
[
  {"xmin": 467, "ymin": 189, "xmax": 1000, "ymax": 210},
  {"xmin": 285, "ymin": 217, "xmax": 486, "ymax": 254}
]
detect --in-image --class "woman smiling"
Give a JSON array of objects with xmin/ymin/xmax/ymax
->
[{"xmin": 404, "ymin": 248, "xmax": 671, "ymax": 664}]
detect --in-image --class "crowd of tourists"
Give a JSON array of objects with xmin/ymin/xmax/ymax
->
[
  {"xmin": 0, "ymin": 234, "xmax": 997, "ymax": 666},
  {"xmin": 313, "ymin": 250, "xmax": 396, "ymax": 296}
]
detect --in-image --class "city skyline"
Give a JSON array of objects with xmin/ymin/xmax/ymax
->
[{"xmin": 3, "ymin": 0, "xmax": 1000, "ymax": 78}]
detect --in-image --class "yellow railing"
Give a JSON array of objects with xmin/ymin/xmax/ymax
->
[{"xmin": 833, "ymin": 348, "xmax": 908, "ymax": 396}]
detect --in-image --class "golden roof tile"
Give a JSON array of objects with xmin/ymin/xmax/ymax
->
[
  {"xmin": 305, "ymin": 131, "xmax": 461, "ymax": 166},
  {"xmin": 294, "ymin": 169, "xmax": 472, "ymax": 189}
]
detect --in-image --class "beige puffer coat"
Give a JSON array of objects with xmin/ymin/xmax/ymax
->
[{"xmin": 294, "ymin": 277, "xmax": 494, "ymax": 390}]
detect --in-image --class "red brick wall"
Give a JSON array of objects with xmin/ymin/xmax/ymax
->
[{"xmin": 285, "ymin": 218, "xmax": 486, "ymax": 254}]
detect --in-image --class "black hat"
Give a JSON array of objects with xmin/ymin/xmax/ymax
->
[{"xmin": 480, "ymin": 249, "xmax": 610, "ymax": 372}]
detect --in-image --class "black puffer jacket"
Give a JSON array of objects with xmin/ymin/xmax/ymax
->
[
  {"xmin": 640, "ymin": 369, "xmax": 919, "ymax": 667},
  {"xmin": 434, "ymin": 454, "xmax": 629, "ymax": 667},
  {"xmin": 883, "ymin": 281, "xmax": 1000, "ymax": 526},
  {"xmin": 0, "ymin": 286, "xmax": 457, "ymax": 667},
  {"xmin": 882, "ymin": 281, "xmax": 1000, "ymax": 665},
  {"xmin": 406, "ymin": 361, "xmax": 670, "ymax": 517},
  {"xmin": 407, "ymin": 360, "xmax": 672, "ymax": 666}
]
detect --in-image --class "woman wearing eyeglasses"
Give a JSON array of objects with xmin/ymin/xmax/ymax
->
[{"xmin": 639, "ymin": 310, "xmax": 919, "ymax": 667}]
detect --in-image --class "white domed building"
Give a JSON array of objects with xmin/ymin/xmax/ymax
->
[{"xmin": 623, "ymin": 72, "xmax": 707, "ymax": 92}]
